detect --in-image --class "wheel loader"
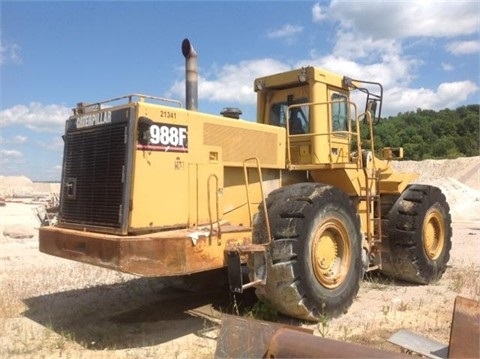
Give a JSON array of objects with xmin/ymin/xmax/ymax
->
[{"xmin": 39, "ymin": 39, "xmax": 452, "ymax": 321}]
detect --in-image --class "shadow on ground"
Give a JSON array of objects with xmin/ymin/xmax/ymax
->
[
  {"xmin": 22, "ymin": 270, "xmax": 420, "ymax": 351},
  {"xmin": 22, "ymin": 275, "xmax": 258, "ymax": 350}
]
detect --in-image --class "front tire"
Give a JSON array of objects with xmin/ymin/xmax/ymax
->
[
  {"xmin": 380, "ymin": 184, "xmax": 452, "ymax": 284},
  {"xmin": 251, "ymin": 183, "xmax": 362, "ymax": 321}
]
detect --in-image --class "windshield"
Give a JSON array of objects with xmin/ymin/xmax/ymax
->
[{"xmin": 270, "ymin": 97, "xmax": 309, "ymax": 134}]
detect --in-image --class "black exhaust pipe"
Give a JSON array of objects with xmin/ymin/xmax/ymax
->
[{"xmin": 181, "ymin": 38, "xmax": 198, "ymax": 111}]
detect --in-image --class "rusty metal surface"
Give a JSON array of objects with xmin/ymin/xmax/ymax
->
[
  {"xmin": 214, "ymin": 314, "xmax": 312, "ymax": 359},
  {"xmin": 215, "ymin": 314, "xmax": 410, "ymax": 359},
  {"xmin": 266, "ymin": 327, "xmax": 410, "ymax": 359},
  {"xmin": 39, "ymin": 225, "xmax": 251, "ymax": 277},
  {"xmin": 448, "ymin": 296, "xmax": 480, "ymax": 359}
]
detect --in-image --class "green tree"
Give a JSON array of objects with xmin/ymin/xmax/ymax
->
[{"xmin": 369, "ymin": 104, "xmax": 479, "ymax": 160}]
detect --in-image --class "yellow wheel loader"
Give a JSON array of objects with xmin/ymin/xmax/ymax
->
[{"xmin": 39, "ymin": 39, "xmax": 452, "ymax": 321}]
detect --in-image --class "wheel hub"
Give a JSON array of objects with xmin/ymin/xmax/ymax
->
[
  {"xmin": 317, "ymin": 233, "xmax": 338, "ymax": 271},
  {"xmin": 312, "ymin": 219, "xmax": 351, "ymax": 289},
  {"xmin": 423, "ymin": 208, "xmax": 445, "ymax": 260}
]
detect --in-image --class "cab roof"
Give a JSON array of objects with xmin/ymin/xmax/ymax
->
[{"xmin": 253, "ymin": 66, "xmax": 347, "ymax": 92}]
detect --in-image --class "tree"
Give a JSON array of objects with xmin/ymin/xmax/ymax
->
[{"xmin": 370, "ymin": 104, "xmax": 479, "ymax": 160}]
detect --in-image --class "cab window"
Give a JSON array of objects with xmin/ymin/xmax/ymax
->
[
  {"xmin": 331, "ymin": 93, "xmax": 348, "ymax": 132},
  {"xmin": 269, "ymin": 97, "xmax": 309, "ymax": 134}
]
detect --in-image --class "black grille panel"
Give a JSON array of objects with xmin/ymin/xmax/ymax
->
[{"xmin": 60, "ymin": 121, "xmax": 127, "ymax": 228}]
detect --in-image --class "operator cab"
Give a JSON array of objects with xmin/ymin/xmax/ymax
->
[
  {"xmin": 254, "ymin": 66, "xmax": 382, "ymax": 169},
  {"xmin": 255, "ymin": 66, "xmax": 353, "ymax": 167}
]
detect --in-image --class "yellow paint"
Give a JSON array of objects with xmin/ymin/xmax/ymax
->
[
  {"xmin": 128, "ymin": 102, "xmax": 286, "ymax": 233},
  {"xmin": 48, "ymin": 66, "xmax": 422, "ymax": 276}
]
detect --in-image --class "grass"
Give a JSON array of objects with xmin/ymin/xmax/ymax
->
[
  {"xmin": 397, "ymin": 300, "xmax": 410, "ymax": 312},
  {"xmin": 0, "ymin": 237, "xmax": 170, "ymax": 357},
  {"xmin": 362, "ymin": 272, "xmax": 396, "ymax": 291},
  {"xmin": 447, "ymin": 264, "xmax": 480, "ymax": 298},
  {"xmin": 316, "ymin": 313, "xmax": 330, "ymax": 337},
  {"xmin": 245, "ymin": 300, "xmax": 279, "ymax": 322},
  {"xmin": 339, "ymin": 324, "xmax": 353, "ymax": 341},
  {"xmin": 381, "ymin": 304, "xmax": 391, "ymax": 317}
]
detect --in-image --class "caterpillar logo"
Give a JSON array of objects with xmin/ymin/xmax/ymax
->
[{"xmin": 76, "ymin": 111, "xmax": 112, "ymax": 128}]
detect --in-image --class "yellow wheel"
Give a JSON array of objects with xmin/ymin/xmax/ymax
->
[
  {"xmin": 423, "ymin": 209, "xmax": 445, "ymax": 260},
  {"xmin": 379, "ymin": 184, "xmax": 452, "ymax": 284},
  {"xmin": 251, "ymin": 183, "xmax": 362, "ymax": 321},
  {"xmin": 312, "ymin": 219, "xmax": 351, "ymax": 289}
]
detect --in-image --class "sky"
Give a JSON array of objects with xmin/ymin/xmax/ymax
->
[{"xmin": 0, "ymin": 0, "xmax": 479, "ymax": 181}]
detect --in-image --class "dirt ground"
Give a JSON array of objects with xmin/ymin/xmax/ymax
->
[{"xmin": 0, "ymin": 157, "xmax": 479, "ymax": 358}]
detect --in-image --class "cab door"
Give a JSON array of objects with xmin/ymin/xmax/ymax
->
[{"xmin": 328, "ymin": 90, "xmax": 351, "ymax": 164}]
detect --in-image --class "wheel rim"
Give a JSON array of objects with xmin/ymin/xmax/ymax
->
[
  {"xmin": 312, "ymin": 218, "xmax": 351, "ymax": 289},
  {"xmin": 423, "ymin": 208, "xmax": 445, "ymax": 260}
]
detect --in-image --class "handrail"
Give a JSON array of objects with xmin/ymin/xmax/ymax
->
[
  {"xmin": 207, "ymin": 174, "xmax": 221, "ymax": 244},
  {"xmin": 243, "ymin": 157, "xmax": 272, "ymax": 245},
  {"xmin": 74, "ymin": 93, "xmax": 183, "ymax": 112},
  {"xmin": 360, "ymin": 108, "xmax": 380, "ymax": 251},
  {"xmin": 364, "ymin": 106, "xmax": 377, "ymax": 170},
  {"xmin": 285, "ymin": 100, "xmax": 361, "ymax": 169}
]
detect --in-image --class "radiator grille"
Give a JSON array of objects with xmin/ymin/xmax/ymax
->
[{"xmin": 59, "ymin": 121, "xmax": 127, "ymax": 228}]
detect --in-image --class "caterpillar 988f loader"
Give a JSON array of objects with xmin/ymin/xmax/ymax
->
[{"xmin": 39, "ymin": 39, "xmax": 452, "ymax": 321}]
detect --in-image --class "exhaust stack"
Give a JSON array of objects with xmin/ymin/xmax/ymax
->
[{"xmin": 181, "ymin": 38, "xmax": 198, "ymax": 111}]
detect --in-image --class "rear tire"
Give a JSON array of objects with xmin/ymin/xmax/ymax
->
[
  {"xmin": 251, "ymin": 183, "xmax": 362, "ymax": 321},
  {"xmin": 380, "ymin": 184, "xmax": 452, "ymax": 284}
]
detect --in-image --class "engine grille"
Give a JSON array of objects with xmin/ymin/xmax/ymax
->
[
  {"xmin": 59, "ymin": 121, "xmax": 128, "ymax": 229},
  {"xmin": 203, "ymin": 123, "xmax": 279, "ymax": 166}
]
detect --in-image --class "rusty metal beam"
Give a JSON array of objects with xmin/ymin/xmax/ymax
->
[
  {"xmin": 39, "ymin": 225, "xmax": 251, "ymax": 276},
  {"xmin": 215, "ymin": 314, "xmax": 312, "ymax": 359},
  {"xmin": 215, "ymin": 314, "xmax": 410, "ymax": 359},
  {"xmin": 265, "ymin": 327, "xmax": 410, "ymax": 359},
  {"xmin": 448, "ymin": 296, "xmax": 480, "ymax": 359}
]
